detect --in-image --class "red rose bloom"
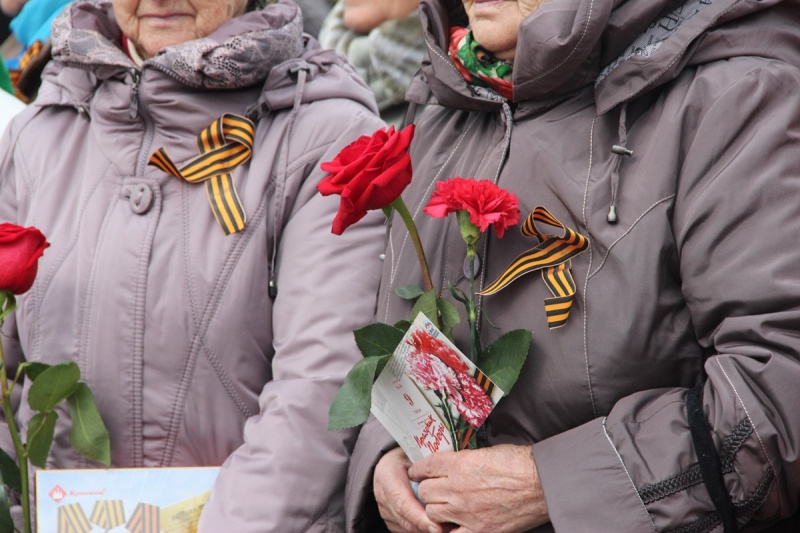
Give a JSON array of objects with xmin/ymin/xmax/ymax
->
[
  {"xmin": 0, "ymin": 223, "xmax": 50, "ymax": 295},
  {"xmin": 318, "ymin": 124, "xmax": 415, "ymax": 235},
  {"xmin": 423, "ymin": 177, "xmax": 520, "ymax": 238}
]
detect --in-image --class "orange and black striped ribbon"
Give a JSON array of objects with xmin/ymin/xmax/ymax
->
[
  {"xmin": 57, "ymin": 503, "xmax": 92, "ymax": 533},
  {"xmin": 480, "ymin": 207, "xmax": 588, "ymax": 329},
  {"xmin": 148, "ymin": 114, "xmax": 254, "ymax": 235},
  {"xmin": 456, "ymin": 368, "xmax": 496, "ymax": 450},
  {"xmin": 126, "ymin": 502, "xmax": 160, "ymax": 533},
  {"xmin": 90, "ymin": 499, "xmax": 126, "ymax": 530}
]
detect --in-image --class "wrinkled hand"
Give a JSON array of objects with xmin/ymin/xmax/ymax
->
[
  {"xmin": 375, "ymin": 447, "xmax": 444, "ymax": 533},
  {"xmin": 408, "ymin": 445, "xmax": 549, "ymax": 533}
]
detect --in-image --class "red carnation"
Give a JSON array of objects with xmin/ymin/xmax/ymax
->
[
  {"xmin": 318, "ymin": 125, "xmax": 415, "ymax": 235},
  {"xmin": 0, "ymin": 223, "xmax": 50, "ymax": 295},
  {"xmin": 423, "ymin": 178, "xmax": 520, "ymax": 238},
  {"xmin": 407, "ymin": 330, "xmax": 469, "ymax": 373}
]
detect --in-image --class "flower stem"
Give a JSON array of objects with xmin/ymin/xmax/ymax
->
[
  {"xmin": 0, "ymin": 313, "xmax": 30, "ymax": 533},
  {"xmin": 466, "ymin": 244, "xmax": 480, "ymax": 364},
  {"xmin": 391, "ymin": 198, "xmax": 434, "ymax": 293}
]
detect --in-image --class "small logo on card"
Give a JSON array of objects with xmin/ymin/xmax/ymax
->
[{"xmin": 49, "ymin": 485, "xmax": 67, "ymax": 503}]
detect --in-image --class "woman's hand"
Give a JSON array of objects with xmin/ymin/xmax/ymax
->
[
  {"xmin": 408, "ymin": 445, "xmax": 549, "ymax": 533},
  {"xmin": 374, "ymin": 447, "xmax": 444, "ymax": 533},
  {"xmin": 343, "ymin": 0, "xmax": 420, "ymax": 33}
]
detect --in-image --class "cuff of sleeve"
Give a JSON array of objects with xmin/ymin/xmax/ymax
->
[
  {"xmin": 532, "ymin": 418, "xmax": 655, "ymax": 533},
  {"xmin": 345, "ymin": 415, "xmax": 397, "ymax": 532}
]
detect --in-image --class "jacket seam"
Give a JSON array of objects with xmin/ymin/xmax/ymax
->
[
  {"xmin": 588, "ymin": 194, "xmax": 676, "ymax": 280},
  {"xmin": 516, "ymin": 0, "xmax": 596, "ymax": 89},
  {"xmin": 602, "ymin": 417, "xmax": 659, "ymax": 532},
  {"xmin": 715, "ymin": 358, "xmax": 784, "ymax": 515},
  {"xmin": 582, "ymin": 114, "xmax": 599, "ymax": 418},
  {"xmin": 161, "ymin": 182, "xmax": 270, "ymax": 466}
]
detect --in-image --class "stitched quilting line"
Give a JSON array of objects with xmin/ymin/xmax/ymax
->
[
  {"xmin": 716, "ymin": 358, "xmax": 785, "ymax": 515},
  {"xmin": 603, "ymin": 417, "xmax": 659, "ymax": 532},
  {"xmin": 588, "ymin": 194, "xmax": 676, "ymax": 279},
  {"xmin": 161, "ymin": 182, "xmax": 270, "ymax": 466},
  {"xmin": 581, "ymin": 114, "xmax": 598, "ymax": 417}
]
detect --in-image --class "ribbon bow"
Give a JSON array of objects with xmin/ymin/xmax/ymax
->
[
  {"xmin": 148, "ymin": 114, "xmax": 255, "ymax": 235},
  {"xmin": 480, "ymin": 207, "xmax": 588, "ymax": 329}
]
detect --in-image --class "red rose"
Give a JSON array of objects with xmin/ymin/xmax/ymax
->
[
  {"xmin": 0, "ymin": 223, "xmax": 50, "ymax": 295},
  {"xmin": 423, "ymin": 177, "xmax": 520, "ymax": 238},
  {"xmin": 318, "ymin": 125, "xmax": 415, "ymax": 235}
]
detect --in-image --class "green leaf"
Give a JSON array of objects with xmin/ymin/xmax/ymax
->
[
  {"xmin": 0, "ymin": 469, "xmax": 12, "ymax": 533},
  {"xmin": 328, "ymin": 355, "xmax": 391, "ymax": 431},
  {"xmin": 393, "ymin": 320, "xmax": 412, "ymax": 332},
  {"xmin": 67, "ymin": 383, "xmax": 111, "ymax": 467},
  {"xmin": 447, "ymin": 283, "xmax": 470, "ymax": 307},
  {"xmin": 477, "ymin": 329, "xmax": 532, "ymax": 394},
  {"xmin": 0, "ymin": 292, "xmax": 15, "ymax": 322},
  {"xmin": 19, "ymin": 362, "xmax": 51, "ymax": 382},
  {"xmin": 27, "ymin": 411, "xmax": 58, "ymax": 468},
  {"xmin": 394, "ymin": 285, "xmax": 425, "ymax": 300},
  {"xmin": 410, "ymin": 289, "xmax": 439, "ymax": 329},
  {"xmin": 354, "ymin": 323, "xmax": 406, "ymax": 358},
  {"xmin": 0, "ymin": 447, "xmax": 20, "ymax": 493},
  {"xmin": 27, "ymin": 362, "xmax": 80, "ymax": 412},
  {"xmin": 436, "ymin": 298, "xmax": 461, "ymax": 338}
]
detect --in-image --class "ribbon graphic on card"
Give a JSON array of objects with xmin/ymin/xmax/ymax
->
[
  {"xmin": 90, "ymin": 499, "xmax": 126, "ymax": 530},
  {"xmin": 480, "ymin": 206, "xmax": 588, "ymax": 329},
  {"xmin": 57, "ymin": 503, "xmax": 92, "ymax": 533},
  {"xmin": 126, "ymin": 502, "xmax": 160, "ymax": 533}
]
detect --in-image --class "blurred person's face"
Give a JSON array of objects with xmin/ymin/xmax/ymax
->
[
  {"xmin": 461, "ymin": 0, "xmax": 545, "ymax": 60},
  {"xmin": 113, "ymin": 0, "xmax": 248, "ymax": 59}
]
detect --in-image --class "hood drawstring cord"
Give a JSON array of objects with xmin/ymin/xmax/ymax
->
[
  {"xmin": 607, "ymin": 102, "xmax": 633, "ymax": 224},
  {"xmin": 268, "ymin": 62, "xmax": 310, "ymax": 299}
]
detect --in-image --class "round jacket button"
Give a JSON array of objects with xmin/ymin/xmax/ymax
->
[{"xmin": 129, "ymin": 183, "xmax": 154, "ymax": 214}]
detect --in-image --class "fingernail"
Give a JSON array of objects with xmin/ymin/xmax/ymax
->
[{"xmin": 428, "ymin": 527, "xmax": 438, "ymax": 533}]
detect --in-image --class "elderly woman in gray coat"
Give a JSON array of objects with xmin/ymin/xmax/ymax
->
[
  {"xmin": 345, "ymin": 0, "xmax": 800, "ymax": 532},
  {"xmin": 0, "ymin": 0, "xmax": 386, "ymax": 531}
]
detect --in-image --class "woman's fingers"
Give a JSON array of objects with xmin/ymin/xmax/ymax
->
[{"xmin": 375, "ymin": 447, "xmax": 443, "ymax": 533}]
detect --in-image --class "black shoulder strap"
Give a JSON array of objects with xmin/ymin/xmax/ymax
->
[{"xmin": 687, "ymin": 384, "xmax": 737, "ymax": 532}]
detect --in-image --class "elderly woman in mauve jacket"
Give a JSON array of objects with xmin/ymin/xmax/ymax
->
[
  {"xmin": 345, "ymin": 0, "xmax": 800, "ymax": 532},
  {"xmin": 0, "ymin": 0, "xmax": 386, "ymax": 530}
]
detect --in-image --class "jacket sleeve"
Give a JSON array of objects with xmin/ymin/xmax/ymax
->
[
  {"xmin": 532, "ymin": 60, "xmax": 800, "ymax": 531},
  {"xmin": 197, "ymin": 109, "xmax": 388, "ymax": 533},
  {"xmin": 0, "ymin": 119, "xmax": 29, "ymax": 461}
]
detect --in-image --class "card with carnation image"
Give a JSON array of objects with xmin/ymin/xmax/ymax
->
[{"xmin": 370, "ymin": 313, "xmax": 504, "ymax": 460}]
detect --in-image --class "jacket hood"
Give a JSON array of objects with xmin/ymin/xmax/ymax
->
[
  {"xmin": 415, "ymin": 0, "xmax": 800, "ymax": 113},
  {"xmin": 42, "ymin": 0, "xmax": 377, "ymax": 115}
]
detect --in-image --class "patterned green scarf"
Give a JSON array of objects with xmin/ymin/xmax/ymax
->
[{"xmin": 449, "ymin": 26, "xmax": 513, "ymax": 100}]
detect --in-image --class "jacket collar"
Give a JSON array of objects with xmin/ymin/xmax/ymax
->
[{"xmin": 414, "ymin": 0, "xmax": 798, "ymax": 115}]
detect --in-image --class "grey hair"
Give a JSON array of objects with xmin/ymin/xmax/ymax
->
[{"xmin": 247, "ymin": 0, "xmax": 275, "ymax": 11}]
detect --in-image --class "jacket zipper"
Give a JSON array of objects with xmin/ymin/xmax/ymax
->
[{"xmin": 129, "ymin": 68, "xmax": 141, "ymax": 120}]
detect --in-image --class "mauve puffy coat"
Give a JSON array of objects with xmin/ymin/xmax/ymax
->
[
  {"xmin": 0, "ymin": 0, "xmax": 387, "ymax": 531},
  {"xmin": 346, "ymin": 0, "xmax": 800, "ymax": 531}
]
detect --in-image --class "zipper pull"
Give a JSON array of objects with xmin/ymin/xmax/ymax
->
[{"xmin": 129, "ymin": 68, "xmax": 141, "ymax": 119}]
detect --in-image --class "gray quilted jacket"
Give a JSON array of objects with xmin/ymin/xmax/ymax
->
[
  {"xmin": 346, "ymin": 0, "xmax": 800, "ymax": 531},
  {"xmin": 0, "ymin": 1, "xmax": 386, "ymax": 531}
]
